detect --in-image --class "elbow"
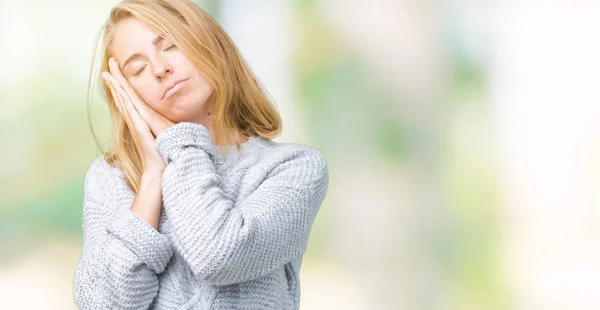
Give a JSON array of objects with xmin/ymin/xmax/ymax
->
[
  {"xmin": 189, "ymin": 237, "xmax": 255, "ymax": 285},
  {"xmin": 188, "ymin": 251, "xmax": 271, "ymax": 286},
  {"xmin": 189, "ymin": 252, "xmax": 240, "ymax": 286},
  {"xmin": 73, "ymin": 286, "xmax": 91, "ymax": 310},
  {"xmin": 190, "ymin": 265, "xmax": 229, "ymax": 286},
  {"xmin": 73, "ymin": 267, "xmax": 98, "ymax": 309},
  {"xmin": 189, "ymin": 213, "xmax": 257, "ymax": 285},
  {"xmin": 73, "ymin": 258, "xmax": 108, "ymax": 309}
]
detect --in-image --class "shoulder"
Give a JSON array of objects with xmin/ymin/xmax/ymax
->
[
  {"xmin": 259, "ymin": 139, "xmax": 329, "ymax": 183},
  {"xmin": 85, "ymin": 155, "xmax": 122, "ymax": 181},
  {"xmin": 83, "ymin": 155, "xmax": 127, "ymax": 199}
]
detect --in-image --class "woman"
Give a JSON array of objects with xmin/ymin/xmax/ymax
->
[{"xmin": 72, "ymin": 0, "xmax": 329, "ymax": 309}]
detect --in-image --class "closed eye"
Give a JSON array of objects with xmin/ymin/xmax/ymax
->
[
  {"xmin": 133, "ymin": 64, "xmax": 147, "ymax": 76},
  {"xmin": 164, "ymin": 44, "xmax": 176, "ymax": 51}
]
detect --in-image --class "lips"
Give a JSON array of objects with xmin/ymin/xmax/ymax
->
[{"xmin": 162, "ymin": 78, "xmax": 190, "ymax": 100}]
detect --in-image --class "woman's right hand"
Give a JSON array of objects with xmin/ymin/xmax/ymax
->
[{"xmin": 102, "ymin": 71, "xmax": 166, "ymax": 175}]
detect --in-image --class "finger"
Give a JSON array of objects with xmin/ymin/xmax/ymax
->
[
  {"xmin": 115, "ymin": 87, "xmax": 134, "ymax": 128},
  {"xmin": 107, "ymin": 60, "xmax": 173, "ymax": 135},
  {"xmin": 119, "ymin": 88, "xmax": 146, "ymax": 130},
  {"xmin": 114, "ymin": 82, "xmax": 155, "ymax": 135},
  {"xmin": 115, "ymin": 88, "xmax": 149, "ymax": 150},
  {"xmin": 105, "ymin": 77, "xmax": 126, "ymax": 119},
  {"xmin": 118, "ymin": 89, "xmax": 159, "ymax": 155},
  {"xmin": 104, "ymin": 74, "xmax": 134, "ymax": 130},
  {"xmin": 103, "ymin": 74, "xmax": 123, "ymax": 116},
  {"xmin": 108, "ymin": 58, "xmax": 154, "ymax": 121},
  {"xmin": 107, "ymin": 60, "xmax": 176, "ymax": 137}
]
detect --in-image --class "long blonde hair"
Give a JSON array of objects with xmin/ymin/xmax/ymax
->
[{"xmin": 87, "ymin": 0, "xmax": 282, "ymax": 192}]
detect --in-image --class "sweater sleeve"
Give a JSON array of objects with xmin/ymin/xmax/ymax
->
[
  {"xmin": 155, "ymin": 122, "xmax": 329, "ymax": 286},
  {"xmin": 73, "ymin": 157, "xmax": 174, "ymax": 309}
]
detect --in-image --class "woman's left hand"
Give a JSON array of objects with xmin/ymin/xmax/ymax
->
[{"xmin": 106, "ymin": 57, "xmax": 175, "ymax": 138}]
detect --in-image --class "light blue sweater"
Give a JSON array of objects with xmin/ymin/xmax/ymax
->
[{"xmin": 73, "ymin": 122, "xmax": 329, "ymax": 309}]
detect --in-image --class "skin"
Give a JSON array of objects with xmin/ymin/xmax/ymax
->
[{"xmin": 101, "ymin": 17, "xmax": 246, "ymax": 229}]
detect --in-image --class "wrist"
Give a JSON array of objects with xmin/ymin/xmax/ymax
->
[{"xmin": 142, "ymin": 168, "xmax": 163, "ymax": 182}]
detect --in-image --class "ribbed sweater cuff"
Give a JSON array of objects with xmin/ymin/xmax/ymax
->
[
  {"xmin": 106, "ymin": 206, "xmax": 174, "ymax": 274},
  {"xmin": 155, "ymin": 122, "xmax": 217, "ymax": 164}
]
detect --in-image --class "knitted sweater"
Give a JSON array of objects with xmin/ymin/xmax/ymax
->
[{"xmin": 73, "ymin": 122, "xmax": 329, "ymax": 309}]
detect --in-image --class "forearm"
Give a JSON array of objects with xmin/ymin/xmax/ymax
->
[
  {"xmin": 74, "ymin": 234, "xmax": 161, "ymax": 309},
  {"xmin": 75, "ymin": 157, "xmax": 175, "ymax": 308},
  {"xmin": 75, "ymin": 179, "xmax": 173, "ymax": 308},
  {"xmin": 155, "ymin": 122, "xmax": 329, "ymax": 285},
  {"xmin": 130, "ymin": 169, "xmax": 164, "ymax": 230}
]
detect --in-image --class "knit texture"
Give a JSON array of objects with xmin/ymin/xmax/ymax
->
[{"xmin": 73, "ymin": 122, "xmax": 329, "ymax": 309}]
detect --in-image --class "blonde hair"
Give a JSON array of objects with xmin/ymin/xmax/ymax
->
[{"xmin": 87, "ymin": 0, "xmax": 282, "ymax": 192}]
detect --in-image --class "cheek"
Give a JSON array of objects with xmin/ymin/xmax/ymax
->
[
  {"xmin": 194, "ymin": 73, "xmax": 214, "ymax": 96},
  {"xmin": 173, "ymin": 51, "xmax": 193, "ymax": 68},
  {"xmin": 131, "ymin": 80, "xmax": 160, "ymax": 107}
]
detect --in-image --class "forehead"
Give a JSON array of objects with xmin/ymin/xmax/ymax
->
[{"xmin": 111, "ymin": 18, "xmax": 159, "ymax": 61}]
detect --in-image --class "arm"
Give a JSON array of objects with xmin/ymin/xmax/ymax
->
[
  {"xmin": 73, "ymin": 158, "xmax": 174, "ymax": 309},
  {"xmin": 155, "ymin": 122, "xmax": 329, "ymax": 286}
]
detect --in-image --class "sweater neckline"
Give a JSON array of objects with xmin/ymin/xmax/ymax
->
[{"xmin": 213, "ymin": 135, "xmax": 267, "ymax": 164}]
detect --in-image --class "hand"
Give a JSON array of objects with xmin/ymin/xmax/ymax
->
[
  {"xmin": 107, "ymin": 57, "xmax": 175, "ymax": 138},
  {"xmin": 102, "ymin": 64, "xmax": 167, "ymax": 174}
]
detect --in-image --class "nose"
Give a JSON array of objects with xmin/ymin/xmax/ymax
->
[{"xmin": 152, "ymin": 57, "xmax": 172, "ymax": 79}]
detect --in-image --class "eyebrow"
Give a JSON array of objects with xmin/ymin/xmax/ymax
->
[{"xmin": 121, "ymin": 35, "xmax": 165, "ymax": 69}]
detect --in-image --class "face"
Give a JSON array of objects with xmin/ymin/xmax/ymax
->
[{"xmin": 110, "ymin": 17, "xmax": 214, "ymax": 124}]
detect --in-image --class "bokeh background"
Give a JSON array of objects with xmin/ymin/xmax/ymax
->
[{"xmin": 2, "ymin": 0, "xmax": 600, "ymax": 309}]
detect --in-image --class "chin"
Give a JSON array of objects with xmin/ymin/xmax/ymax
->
[{"xmin": 164, "ymin": 89, "xmax": 210, "ymax": 121}]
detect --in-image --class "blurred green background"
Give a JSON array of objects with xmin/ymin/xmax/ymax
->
[{"xmin": 2, "ymin": 1, "xmax": 600, "ymax": 309}]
